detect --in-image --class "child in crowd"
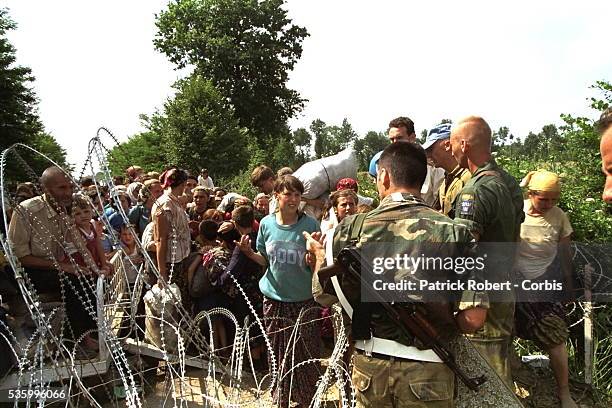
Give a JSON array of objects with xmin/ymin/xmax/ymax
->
[
  {"xmin": 252, "ymin": 193, "xmax": 269, "ymax": 222},
  {"xmin": 119, "ymin": 224, "xmax": 146, "ymax": 338},
  {"xmin": 196, "ymin": 220, "xmax": 220, "ymax": 252},
  {"xmin": 203, "ymin": 209, "xmax": 224, "ymax": 224},
  {"xmin": 66, "ymin": 195, "xmax": 112, "ymax": 276},
  {"xmin": 119, "ymin": 224, "xmax": 143, "ymax": 286},
  {"xmin": 93, "ymin": 218, "xmax": 115, "ymax": 257},
  {"xmin": 63, "ymin": 194, "xmax": 112, "ymax": 353},
  {"xmin": 188, "ymin": 221, "xmax": 229, "ymax": 356}
]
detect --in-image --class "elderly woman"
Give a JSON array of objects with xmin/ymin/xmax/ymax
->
[
  {"xmin": 152, "ymin": 167, "xmax": 192, "ymax": 312},
  {"xmin": 515, "ymin": 170, "xmax": 577, "ymax": 408},
  {"xmin": 237, "ymin": 175, "xmax": 320, "ymax": 408}
]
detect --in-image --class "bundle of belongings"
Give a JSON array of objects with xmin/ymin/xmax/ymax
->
[{"xmin": 144, "ymin": 283, "xmax": 182, "ymax": 353}]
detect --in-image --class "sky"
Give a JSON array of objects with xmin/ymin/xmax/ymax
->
[{"xmin": 4, "ymin": 0, "xmax": 612, "ymax": 172}]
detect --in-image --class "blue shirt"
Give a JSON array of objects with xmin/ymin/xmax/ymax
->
[{"xmin": 256, "ymin": 213, "xmax": 319, "ymax": 302}]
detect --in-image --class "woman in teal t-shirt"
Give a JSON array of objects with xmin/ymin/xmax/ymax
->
[{"xmin": 237, "ymin": 175, "xmax": 321, "ymax": 408}]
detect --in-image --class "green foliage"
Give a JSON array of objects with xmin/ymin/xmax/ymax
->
[
  {"xmin": 292, "ymin": 127, "xmax": 312, "ymax": 164},
  {"xmin": 494, "ymin": 81, "xmax": 612, "ymax": 243},
  {"xmin": 354, "ymin": 131, "xmax": 387, "ymax": 171},
  {"xmin": 149, "ymin": 75, "xmax": 248, "ymax": 179},
  {"xmin": 29, "ymin": 132, "xmax": 68, "ymax": 169},
  {"xmin": 309, "ymin": 118, "xmax": 358, "ymax": 158},
  {"xmin": 106, "ymin": 130, "xmax": 167, "ymax": 176},
  {"xmin": 311, "ymin": 118, "xmax": 329, "ymax": 159},
  {"xmin": 154, "ymin": 0, "xmax": 309, "ymax": 145},
  {"xmin": 356, "ymin": 171, "xmax": 378, "ymax": 207},
  {"xmin": 0, "ymin": 9, "xmax": 42, "ymax": 147},
  {"xmin": 328, "ymin": 118, "xmax": 358, "ymax": 154},
  {"xmin": 0, "ymin": 8, "xmax": 67, "ymax": 179}
]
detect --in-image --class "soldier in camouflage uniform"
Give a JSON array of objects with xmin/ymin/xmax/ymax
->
[
  {"xmin": 450, "ymin": 116, "xmax": 524, "ymax": 386},
  {"xmin": 309, "ymin": 142, "xmax": 487, "ymax": 408},
  {"xmin": 422, "ymin": 123, "xmax": 472, "ymax": 217}
]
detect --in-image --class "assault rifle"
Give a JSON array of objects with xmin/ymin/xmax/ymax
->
[{"xmin": 320, "ymin": 246, "xmax": 487, "ymax": 391}]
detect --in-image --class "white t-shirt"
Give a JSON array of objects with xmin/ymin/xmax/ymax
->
[
  {"xmin": 198, "ymin": 175, "xmax": 214, "ymax": 189},
  {"xmin": 421, "ymin": 165, "xmax": 445, "ymax": 207},
  {"xmin": 515, "ymin": 199, "xmax": 573, "ymax": 280}
]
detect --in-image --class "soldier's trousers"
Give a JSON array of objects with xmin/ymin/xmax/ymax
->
[{"xmin": 352, "ymin": 352, "xmax": 454, "ymax": 408}]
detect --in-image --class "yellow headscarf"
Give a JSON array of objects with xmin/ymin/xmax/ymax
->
[{"xmin": 519, "ymin": 169, "xmax": 560, "ymax": 192}]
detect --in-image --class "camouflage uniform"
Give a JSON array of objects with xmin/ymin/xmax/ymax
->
[
  {"xmin": 438, "ymin": 166, "xmax": 472, "ymax": 218},
  {"xmin": 453, "ymin": 159, "xmax": 523, "ymax": 385},
  {"xmin": 332, "ymin": 192, "xmax": 473, "ymax": 408}
]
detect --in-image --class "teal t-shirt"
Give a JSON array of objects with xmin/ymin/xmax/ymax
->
[{"xmin": 256, "ymin": 213, "xmax": 320, "ymax": 302}]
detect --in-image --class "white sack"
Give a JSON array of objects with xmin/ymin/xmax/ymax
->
[
  {"xmin": 293, "ymin": 148, "xmax": 358, "ymax": 199},
  {"xmin": 216, "ymin": 192, "xmax": 245, "ymax": 212},
  {"xmin": 144, "ymin": 283, "xmax": 181, "ymax": 352}
]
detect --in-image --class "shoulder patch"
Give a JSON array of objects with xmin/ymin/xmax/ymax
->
[{"xmin": 459, "ymin": 193, "xmax": 475, "ymax": 216}]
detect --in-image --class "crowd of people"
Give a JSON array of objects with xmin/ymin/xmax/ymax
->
[{"xmin": 1, "ymin": 109, "xmax": 611, "ymax": 407}]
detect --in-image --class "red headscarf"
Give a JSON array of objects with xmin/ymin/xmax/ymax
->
[{"xmin": 336, "ymin": 177, "xmax": 358, "ymax": 192}]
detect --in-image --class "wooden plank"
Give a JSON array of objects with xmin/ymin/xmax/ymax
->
[{"xmin": 0, "ymin": 359, "xmax": 110, "ymax": 389}]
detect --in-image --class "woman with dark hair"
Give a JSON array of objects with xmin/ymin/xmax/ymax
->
[
  {"xmin": 320, "ymin": 189, "xmax": 358, "ymax": 237},
  {"xmin": 128, "ymin": 185, "xmax": 154, "ymax": 238},
  {"xmin": 237, "ymin": 175, "xmax": 321, "ymax": 407},
  {"xmin": 152, "ymin": 167, "xmax": 192, "ymax": 312}
]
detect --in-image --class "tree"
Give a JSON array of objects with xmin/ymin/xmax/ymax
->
[
  {"xmin": 154, "ymin": 0, "xmax": 309, "ymax": 147},
  {"xmin": 309, "ymin": 118, "xmax": 358, "ymax": 158},
  {"xmin": 106, "ymin": 130, "xmax": 167, "ymax": 176},
  {"xmin": 311, "ymin": 119, "xmax": 329, "ymax": 159},
  {"xmin": 149, "ymin": 75, "xmax": 248, "ymax": 179},
  {"xmin": 354, "ymin": 131, "xmax": 388, "ymax": 171},
  {"xmin": 30, "ymin": 132, "xmax": 68, "ymax": 168},
  {"xmin": 0, "ymin": 8, "xmax": 67, "ymax": 179},
  {"xmin": 492, "ymin": 126, "xmax": 510, "ymax": 151},
  {"xmin": 292, "ymin": 127, "xmax": 312, "ymax": 164},
  {"xmin": 327, "ymin": 118, "xmax": 357, "ymax": 154},
  {"xmin": 521, "ymin": 131, "xmax": 540, "ymax": 157},
  {"xmin": 0, "ymin": 9, "xmax": 42, "ymax": 148}
]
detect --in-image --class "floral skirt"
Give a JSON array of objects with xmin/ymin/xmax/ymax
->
[{"xmin": 263, "ymin": 297, "xmax": 322, "ymax": 407}]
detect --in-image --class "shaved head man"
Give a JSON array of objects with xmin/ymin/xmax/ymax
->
[
  {"xmin": 450, "ymin": 116, "xmax": 493, "ymax": 172},
  {"xmin": 40, "ymin": 166, "xmax": 74, "ymax": 209},
  {"xmin": 8, "ymin": 166, "xmax": 97, "ymax": 351},
  {"xmin": 449, "ymin": 115, "xmax": 524, "ymax": 385}
]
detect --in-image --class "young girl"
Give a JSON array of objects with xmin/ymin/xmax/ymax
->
[
  {"xmin": 237, "ymin": 175, "xmax": 321, "ymax": 408},
  {"xmin": 63, "ymin": 194, "xmax": 112, "ymax": 352},
  {"xmin": 119, "ymin": 224, "xmax": 143, "ymax": 286},
  {"xmin": 515, "ymin": 170, "xmax": 577, "ymax": 408},
  {"xmin": 67, "ymin": 194, "xmax": 112, "ymax": 276},
  {"xmin": 119, "ymin": 224, "xmax": 145, "ymax": 338}
]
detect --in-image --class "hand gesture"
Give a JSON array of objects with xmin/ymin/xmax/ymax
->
[
  {"xmin": 235, "ymin": 234, "xmax": 254, "ymax": 256},
  {"xmin": 302, "ymin": 231, "xmax": 324, "ymax": 254},
  {"xmin": 302, "ymin": 231, "xmax": 325, "ymax": 269}
]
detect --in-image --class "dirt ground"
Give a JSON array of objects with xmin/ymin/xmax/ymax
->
[{"xmin": 94, "ymin": 357, "xmax": 612, "ymax": 408}]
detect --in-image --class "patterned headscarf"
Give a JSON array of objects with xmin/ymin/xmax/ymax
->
[{"xmin": 336, "ymin": 177, "xmax": 358, "ymax": 192}]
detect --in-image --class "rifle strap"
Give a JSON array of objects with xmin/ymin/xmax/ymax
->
[
  {"xmin": 349, "ymin": 213, "xmax": 368, "ymax": 245},
  {"xmin": 327, "ymin": 227, "xmax": 354, "ymax": 317},
  {"xmin": 328, "ymin": 212, "xmax": 367, "ymax": 317}
]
